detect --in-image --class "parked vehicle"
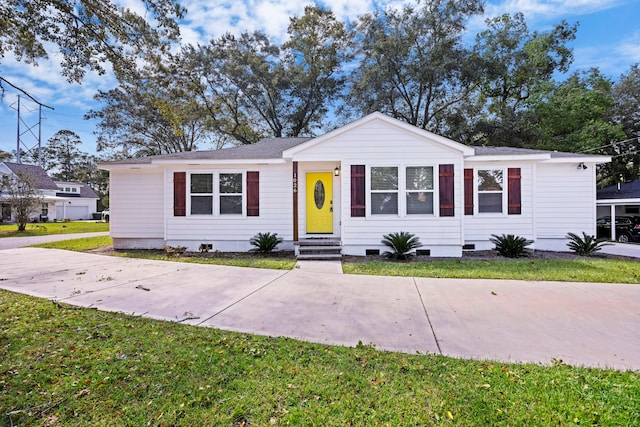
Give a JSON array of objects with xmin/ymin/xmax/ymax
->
[
  {"xmin": 101, "ymin": 209, "xmax": 110, "ymax": 222},
  {"xmin": 596, "ymin": 216, "xmax": 640, "ymax": 243}
]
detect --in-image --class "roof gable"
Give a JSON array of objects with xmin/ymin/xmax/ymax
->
[
  {"xmin": 282, "ymin": 112, "xmax": 475, "ymax": 158},
  {"xmin": 2, "ymin": 162, "xmax": 58, "ymax": 190}
]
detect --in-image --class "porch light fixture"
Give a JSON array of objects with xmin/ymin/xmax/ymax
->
[
  {"xmin": 334, "ymin": 166, "xmax": 340, "ymax": 176},
  {"xmin": 577, "ymin": 162, "xmax": 587, "ymax": 170}
]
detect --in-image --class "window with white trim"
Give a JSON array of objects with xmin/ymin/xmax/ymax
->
[
  {"xmin": 190, "ymin": 173, "xmax": 213, "ymax": 215},
  {"xmin": 219, "ymin": 173, "xmax": 243, "ymax": 215},
  {"xmin": 477, "ymin": 169, "xmax": 503, "ymax": 213},
  {"xmin": 370, "ymin": 167, "xmax": 398, "ymax": 215},
  {"xmin": 406, "ymin": 166, "xmax": 434, "ymax": 215}
]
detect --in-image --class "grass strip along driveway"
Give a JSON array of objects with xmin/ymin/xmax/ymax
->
[
  {"xmin": 0, "ymin": 221, "xmax": 108, "ymax": 237},
  {"xmin": 33, "ymin": 236, "xmax": 640, "ymax": 282},
  {"xmin": 1, "ymin": 290, "xmax": 639, "ymax": 426}
]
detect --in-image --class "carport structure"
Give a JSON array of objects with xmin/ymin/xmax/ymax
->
[{"xmin": 596, "ymin": 180, "xmax": 640, "ymax": 240}]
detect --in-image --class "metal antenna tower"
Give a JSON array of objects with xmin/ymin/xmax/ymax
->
[{"xmin": 1, "ymin": 77, "xmax": 54, "ymax": 165}]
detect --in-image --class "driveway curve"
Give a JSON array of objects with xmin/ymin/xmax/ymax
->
[{"xmin": 1, "ymin": 247, "xmax": 639, "ymax": 371}]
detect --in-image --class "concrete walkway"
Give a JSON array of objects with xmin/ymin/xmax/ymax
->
[{"xmin": 1, "ymin": 247, "xmax": 639, "ymax": 371}]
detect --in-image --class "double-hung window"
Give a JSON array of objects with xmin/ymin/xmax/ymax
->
[
  {"xmin": 219, "ymin": 173, "xmax": 243, "ymax": 215},
  {"xmin": 477, "ymin": 169, "xmax": 503, "ymax": 213},
  {"xmin": 190, "ymin": 173, "xmax": 213, "ymax": 215},
  {"xmin": 406, "ymin": 166, "xmax": 434, "ymax": 215},
  {"xmin": 370, "ymin": 167, "xmax": 398, "ymax": 215},
  {"xmin": 189, "ymin": 172, "xmax": 244, "ymax": 216}
]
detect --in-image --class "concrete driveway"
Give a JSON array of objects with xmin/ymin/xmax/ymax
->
[{"xmin": 1, "ymin": 247, "xmax": 639, "ymax": 371}]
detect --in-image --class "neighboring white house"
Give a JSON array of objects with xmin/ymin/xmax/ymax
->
[
  {"xmin": 54, "ymin": 181, "xmax": 100, "ymax": 220},
  {"xmin": 0, "ymin": 162, "xmax": 67, "ymax": 222},
  {"xmin": 100, "ymin": 113, "xmax": 610, "ymax": 256}
]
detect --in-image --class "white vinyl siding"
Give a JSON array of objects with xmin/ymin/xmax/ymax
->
[
  {"xmin": 535, "ymin": 163, "xmax": 597, "ymax": 238},
  {"xmin": 109, "ymin": 168, "xmax": 164, "ymax": 239},
  {"xmin": 464, "ymin": 162, "xmax": 533, "ymax": 247},
  {"xmin": 166, "ymin": 163, "xmax": 293, "ymax": 249},
  {"xmin": 292, "ymin": 120, "xmax": 465, "ymax": 255}
]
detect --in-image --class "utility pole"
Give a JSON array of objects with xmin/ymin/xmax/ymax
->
[{"xmin": 2, "ymin": 77, "xmax": 54, "ymax": 165}]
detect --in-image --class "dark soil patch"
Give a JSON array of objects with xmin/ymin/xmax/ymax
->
[{"xmin": 344, "ymin": 249, "xmax": 638, "ymax": 263}]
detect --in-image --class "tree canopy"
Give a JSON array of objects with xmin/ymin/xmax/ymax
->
[
  {"xmin": 0, "ymin": 0, "xmax": 184, "ymax": 83},
  {"xmin": 6, "ymin": 0, "xmax": 640, "ymax": 184}
]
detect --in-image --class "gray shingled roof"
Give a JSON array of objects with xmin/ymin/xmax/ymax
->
[
  {"xmin": 106, "ymin": 137, "xmax": 313, "ymax": 165},
  {"xmin": 472, "ymin": 146, "xmax": 598, "ymax": 158},
  {"xmin": 55, "ymin": 181, "xmax": 99, "ymax": 199},
  {"xmin": 4, "ymin": 162, "xmax": 58, "ymax": 190},
  {"xmin": 103, "ymin": 136, "xmax": 602, "ymax": 166},
  {"xmin": 597, "ymin": 180, "xmax": 640, "ymax": 200}
]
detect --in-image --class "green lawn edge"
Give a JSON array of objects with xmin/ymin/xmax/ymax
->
[
  {"xmin": 0, "ymin": 221, "xmax": 109, "ymax": 237},
  {"xmin": 30, "ymin": 236, "xmax": 640, "ymax": 281},
  {"xmin": 1, "ymin": 289, "xmax": 638, "ymax": 426}
]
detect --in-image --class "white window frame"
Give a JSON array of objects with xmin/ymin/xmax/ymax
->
[
  {"xmin": 369, "ymin": 165, "xmax": 399, "ymax": 216},
  {"xmin": 405, "ymin": 165, "xmax": 435, "ymax": 216},
  {"xmin": 218, "ymin": 172, "xmax": 244, "ymax": 216},
  {"xmin": 187, "ymin": 171, "xmax": 246, "ymax": 217},
  {"xmin": 367, "ymin": 164, "xmax": 438, "ymax": 217},
  {"xmin": 476, "ymin": 168, "xmax": 506, "ymax": 215}
]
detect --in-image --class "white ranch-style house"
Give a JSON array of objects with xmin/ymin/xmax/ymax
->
[{"xmin": 100, "ymin": 113, "xmax": 610, "ymax": 257}]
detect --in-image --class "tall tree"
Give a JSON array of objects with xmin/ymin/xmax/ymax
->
[
  {"xmin": 346, "ymin": 0, "xmax": 484, "ymax": 134},
  {"xmin": 43, "ymin": 130, "xmax": 83, "ymax": 181},
  {"xmin": 187, "ymin": 5, "xmax": 352, "ymax": 144},
  {"xmin": 0, "ymin": 0, "xmax": 184, "ymax": 85},
  {"xmin": 88, "ymin": 61, "xmax": 220, "ymax": 157},
  {"xmin": 472, "ymin": 13, "xmax": 577, "ymax": 146},
  {"xmin": 532, "ymin": 69, "xmax": 625, "ymax": 153},
  {"xmin": 611, "ymin": 64, "xmax": 640, "ymax": 180},
  {"xmin": 0, "ymin": 171, "xmax": 43, "ymax": 231}
]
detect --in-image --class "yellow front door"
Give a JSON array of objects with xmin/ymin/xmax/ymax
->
[{"xmin": 306, "ymin": 172, "xmax": 333, "ymax": 233}]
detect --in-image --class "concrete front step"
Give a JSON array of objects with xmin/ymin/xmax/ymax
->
[
  {"xmin": 297, "ymin": 253, "xmax": 343, "ymax": 261},
  {"xmin": 298, "ymin": 239, "xmax": 341, "ymax": 246},
  {"xmin": 297, "ymin": 238, "xmax": 342, "ymax": 261},
  {"xmin": 298, "ymin": 245, "xmax": 342, "ymax": 254}
]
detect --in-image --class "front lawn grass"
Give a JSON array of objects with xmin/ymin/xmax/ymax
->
[
  {"xmin": 1, "ymin": 290, "xmax": 638, "ymax": 426},
  {"xmin": 31, "ymin": 235, "xmax": 113, "ymax": 251},
  {"xmin": 0, "ymin": 221, "xmax": 108, "ymax": 237},
  {"xmin": 343, "ymin": 258, "xmax": 640, "ymax": 284},
  {"xmin": 31, "ymin": 237, "xmax": 296, "ymax": 270}
]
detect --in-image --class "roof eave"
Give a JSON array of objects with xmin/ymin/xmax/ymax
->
[
  {"xmin": 597, "ymin": 198, "xmax": 640, "ymax": 204},
  {"xmin": 466, "ymin": 154, "xmax": 551, "ymax": 162},
  {"xmin": 542, "ymin": 155, "xmax": 611, "ymax": 164}
]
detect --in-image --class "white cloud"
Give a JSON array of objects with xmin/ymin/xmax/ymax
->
[{"xmin": 486, "ymin": 0, "xmax": 624, "ymax": 19}]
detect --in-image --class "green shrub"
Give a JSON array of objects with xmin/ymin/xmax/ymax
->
[
  {"xmin": 566, "ymin": 232, "xmax": 610, "ymax": 256},
  {"xmin": 489, "ymin": 234, "xmax": 533, "ymax": 258},
  {"xmin": 250, "ymin": 232, "xmax": 283, "ymax": 254},
  {"xmin": 381, "ymin": 231, "xmax": 423, "ymax": 260}
]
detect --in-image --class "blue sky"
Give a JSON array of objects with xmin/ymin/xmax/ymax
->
[{"xmin": 1, "ymin": 0, "xmax": 639, "ymax": 158}]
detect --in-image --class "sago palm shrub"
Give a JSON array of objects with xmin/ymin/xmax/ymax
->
[
  {"xmin": 566, "ymin": 232, "xmax": 610, "ymax": 256},
  {"xmin": 489, "ymin": 234, "xmax": 533, "ymax": 258},
  {"xmin": 249, "ymin": 232, "xmax": 283, "ymax": 254},
  {"xmin": 381, "ymin": 231, "xmax": 423, "ymax": 260}
]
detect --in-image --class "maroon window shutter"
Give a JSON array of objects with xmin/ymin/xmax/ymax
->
[
  {"xmin": 508, "ymin": 168, "xmax": 521, "ymax": 215},
  {"xmin": 351, "ymin": 165, "xmax": 365, "ymax": 217},
  {"xmin": 173, "ymin": 172, "xmax": 186, "ymax": 216},
  {"xmin": 246, "ymin": 171, "xmax": 260, "ymax": 216},
  {"xmin": 464, "ymin": 168, "xmax": 474, "ymax": 215},
  {"xmin": 439, "ymin": 164, "xmax": 455, "ymax": 217}
]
